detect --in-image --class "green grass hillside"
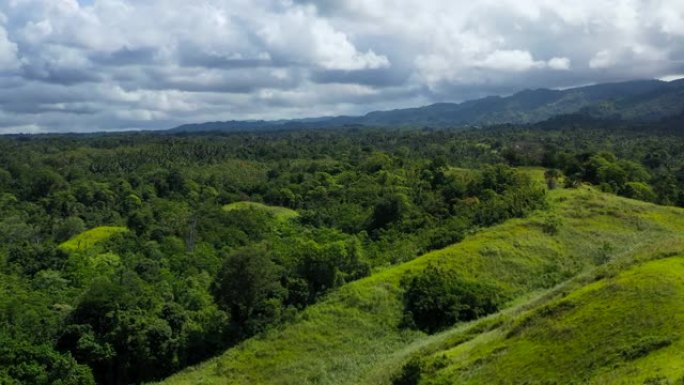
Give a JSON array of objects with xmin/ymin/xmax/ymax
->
[
  {"xmin": 403, "ymin": 256, "xmax": 684, "ymax": 385},
  {"xmin": 223, "ymin": 201, "xmax": 299, "ymax": 221},
  {"xmin": 160, "ymin": 187, "xmax": 684, "ymax": 385},
  {"xmin": 58, "ymin": 226, "xmax": 128, "ymax": 253}
]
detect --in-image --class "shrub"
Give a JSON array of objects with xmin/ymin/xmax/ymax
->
[
  {"xmin": 621, "ymin": 182, "xmax": 657, "ymax": 202},
  {"xmin": 541, "ymin": 214, "xmax": 562, "ymax": 235},
  {"xmin": 401, "ymin": 264, "xmax": 503, "ymax": 334},
  {"xmin": 392, "ymin": 358, "xmax": 422, "ymax": 385},
  {"xmin": 594, "ymin": 242, "xmax": 614, "ymax": 265}
]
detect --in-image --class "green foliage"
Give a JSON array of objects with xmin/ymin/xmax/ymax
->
[
  {"xmin": 362, "ymin": 151, "xmax": 393, "ymax": 173},
  {"xmin": 369, "ymin": 193, "xmax": 409, "ymax": 231},
  {"xmin": 294, "ymin": 237, "xmax": 370, "ymax": 301},
  {"xmin": 401, "ymin": 264, "xmax": 502, "ymax": 333},
  {"xmin": 212, "ymin": 248, "xmax": 286, "ymax": 337},
  {"xmin": 0, "ymin": 334, "xmax": 95, "ymax": 385},
  {"xmin": 222, "ymin": 201, "xmax": 299, "ymax": 221},
  {"xmin": 391, "ymin": 357, "xmax": 422, "ymax": 385},
  {"xmin": 544, "ymin": 168, "xmax": 562, "ymax": 190},
  {"xmin": 161, "ymin": 186, "xmax": 684, "ymax": 385},
  {"xmin": 53, "ymin": 217, "xmax": 86, "ymax": 243},
  {"xmin": 623, "ymin": 181, "xmax": 657, "ymax": 202},
  {"xmin": 2, "ymin": 125, "xmax": 684, "ymax": 385},
  {"xmin": 6, "ymin": 244, "xmax": 69, "ymax": 276}
]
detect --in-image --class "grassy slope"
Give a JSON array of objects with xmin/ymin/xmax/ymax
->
[
  {"xmin": 222, "ymin": 201, "xmax": 299, "ymax": 221},
  {"xmin": 416, "ymin": 256, "xmax": 684, "ymax": 385},
  {"xmin": 161, "ymin": 187, "xmax": 684, "ymax": 385},
  {"xmin": 58, "ymin": 226, "xmax": 128, "ymax": 253}
]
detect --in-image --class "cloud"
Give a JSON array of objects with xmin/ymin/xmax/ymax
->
[
  {"xmin": 0, "ymin": 22, "xmax": 19, "ymax": 71},
  {"xmin": 589, "ymin": 50, "xmax": 614, "ymax": 69},
  {"xmin": 0, "ymin": 0, "xmax": 683, "ymax": 132},
  {"xmin": 590, "ymin": 45, "xmax": 669, "ymax": 70},
  {"xmin": 477, "ymin": 50, "xmax": 546, "ymax": 72},
  {"xmin": 256, "ymin": 5, "xmax": 390, "ymax": 70},
  {"xmin": 548, "ymin": 57, "xmax": 571, "ymax": 70},
  {"xmin": 656, "ymin": 0, "xmax": 684, "ymax": 36},
  {"xmin": 475, "ymin": 51, "xmax": 570, "ymax": 72}
]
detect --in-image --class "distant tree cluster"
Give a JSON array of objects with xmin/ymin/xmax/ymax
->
[{"xmin": 497, "ymin": 125, "xmax": 684, "ymax": 205}]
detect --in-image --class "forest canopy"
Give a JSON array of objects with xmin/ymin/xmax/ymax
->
[{"xmin": 2, "ymin": 124, "xmax": 684, "ymax": 384}]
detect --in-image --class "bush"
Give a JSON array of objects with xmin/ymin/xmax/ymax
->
[
  {"xmin": 392, "ymin": 357, "xmax": 422, "ymax": 385},
  {"xmin": 401, "ymin": 264, "xmax": 503, "ymax": 334},
  {"xmin": 621, "ymin": 182, "xmax": 657, "ymax": 202}
]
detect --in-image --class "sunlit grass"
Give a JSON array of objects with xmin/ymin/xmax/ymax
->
[
  {"xmin": 420, "ymin": 257, "xmax": 684, "ymax": 384},
  {"xmin": 58, "ymin": 226, "xmax": 128, "ymax": 253},
  {"xmin": 222, "ymin": 201, "xmax": 299, "ymax": 221}
]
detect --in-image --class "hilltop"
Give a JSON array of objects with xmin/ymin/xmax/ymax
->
[
  {"xmin": 160, "ymin": 186, "xmax": 684, "ymax": 385},
  {"xmin": 222, "ymin": 201, "xmax": 299, "ymax": 222}
]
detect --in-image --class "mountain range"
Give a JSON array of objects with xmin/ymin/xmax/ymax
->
[{"xmin": 170, "ymin": 78, "xmax": 684, "ymax": 132}]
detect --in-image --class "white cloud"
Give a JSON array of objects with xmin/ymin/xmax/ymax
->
[
  {"xmin": 547, "ymin": 57, "xmax": 571, "ymax": 70},
  {"xmin": 0, "ymin": 0, "xmax": 683, "ymax": 132},
  {"xmin": 589, "ymin": 50, "xmax": 613, "ymax": 69},
  {"xmin": 477, "ymin": 50, "xmax": 546, "ymax": 72},
  {"xmin": 256, "ymin": 5, "xmax": 389, "ymax": 70},
  {"xmin": 590, "ymin": 45, "xmax": 668, "ymax": 69},
  {"xmin": 655, "ymin": 0, "xmax": 684, "ymax": 36}
]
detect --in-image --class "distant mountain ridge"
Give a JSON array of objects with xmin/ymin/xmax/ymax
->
[{"xmin": 169, "ymin": 78, "xmax": 684, "ymax": 132}]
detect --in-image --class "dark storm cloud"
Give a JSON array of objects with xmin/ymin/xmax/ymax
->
[{"xmin": 0, "ymin": 0, "xmax": 682, "ymax": 133}]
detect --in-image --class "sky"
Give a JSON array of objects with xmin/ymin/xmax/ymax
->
[{"xmin": 0, "ymin": 0, "xmax": 683, "ymax": 133}]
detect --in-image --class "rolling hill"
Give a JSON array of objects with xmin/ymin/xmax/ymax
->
[{"xmin": 159, "ymin": 185, "xmax": 684, "ymax": 385}]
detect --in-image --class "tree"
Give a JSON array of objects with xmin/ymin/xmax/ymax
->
[
  {"xmin": 7, "ymin": 244, "xmax": 69, "ymax": 277},
  {"xmin": 25, "ymin": 168, "xmax": 65, "ymax": 200},
  {"xmin": 54, "ymin": 217, "xmax": 86, "ymax": 243},
  {"xmin": 0, "ymin": 334, "xmax": 95, "ymax": 385},
  {"xmin": 212, "ymin": 248, "xmax": 286, "ymax": 336},
  {"xmin": 368, "ymin": 193, "xmax": 409, "ymax": 231},
  {"xmin": 402, "ymin": 264, "xmax": 502, "ymax": 333}
]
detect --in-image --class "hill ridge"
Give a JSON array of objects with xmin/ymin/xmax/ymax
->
[{"xmin": 169, "ymin": 78, "xmax": 684, "ymax": 133}]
